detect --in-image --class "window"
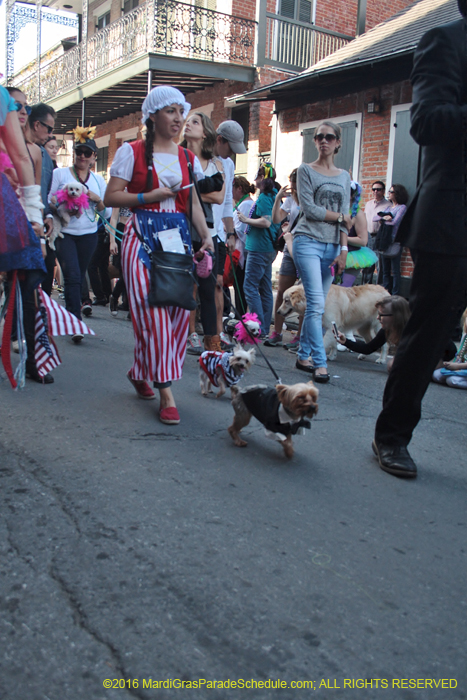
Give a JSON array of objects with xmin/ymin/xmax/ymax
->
[
  {"xmin": 123, "ymin": 0, "xmax": 138, "ymax": 14},
  {"xmin": 97, "ymin": 11, "xmax": 110, "ymax": 29},
  {"xmin": 278, "ymin": 0, "xmax": 314, "ymax": 24},
  {"xmin": 96, "ymin": 146, "xmax": 109, "ymax": 180}
]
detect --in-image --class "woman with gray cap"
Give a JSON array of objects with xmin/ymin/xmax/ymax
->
[
  {"xmin": 105, "ymin": 85, "xmax": 214, "ymax": 425},
  {"xmin": 49, "ymin": 126, "xmax": 110, "ymax": 338}
]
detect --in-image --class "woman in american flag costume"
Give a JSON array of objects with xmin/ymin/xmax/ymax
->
[{"xmin": 105, "ymin": 86, "xmax": 213, "ymax": 425}]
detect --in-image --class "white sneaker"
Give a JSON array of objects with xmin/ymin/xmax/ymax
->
[
  {"xmin": 186, "ymin": 332, "xmax": 203, "ymax": 356},
  {"xmin": 337, "ymin": 343, "xmax": 348, "ymax": 352},
  {"xmin": 72, "ymin": 333, "xmax": 84, "ymax": 344},
  {"xmin": 220, "ymin": 331, "xmax": 235, "ymax": 350}
]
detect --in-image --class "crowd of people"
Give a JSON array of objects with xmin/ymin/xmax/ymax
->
[{"xmin": 1, "ymin": 75, "xmax": 465, "ymax": 468}]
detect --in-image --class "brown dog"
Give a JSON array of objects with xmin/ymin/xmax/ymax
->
[
  {"xmin": 278, "ymin": 283, "xmax": 390, "ymax": 362},
  {"xmin": 228, "ymin": 381, "xmax": 319, "ymax": 458}
]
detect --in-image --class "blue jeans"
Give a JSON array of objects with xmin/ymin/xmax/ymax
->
[
  {"xmin": 243, "ymin": 250, "xmax": 277, "ymax": 335},
  {"xmin": 293, "ymin": 236, "xmax": 339, "ymax": 367},
  {"xmin": 381, "ymin": 249, "xmax": 402, "ymax": 296},
  {"xmin": 56, "ymin": 232, "xmax": 97, "ymax": 320}
]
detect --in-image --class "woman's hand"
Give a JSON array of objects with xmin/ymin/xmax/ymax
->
[
  {"xmin": 199, "ymin": 233, "xmax": 214, "ymax": 254},
  {"xmin": 337, "ymin": 331, "xmax": 347, "ymax": 345},
  {"xmin": 147, "ymin": 187, "xmax": 176, "ymax": 203},
  {"xmin": 343, "ymin": 213, "xmax": 353, "ymax": 230},
  {"xmin": 237, "ymin": 211, "xmax": 248, "ymax": 224},
  {"xmin": 444, "ymin": 361, "xmax": 461, "ymax": 371},
  {"xmin": 276, "ymin": 185, "xmax": 290, "ymax": 201},
  {"xmin": 331, "ymin": 250, "xmax": 347, "ymax": 275},
  {"xmin": 109, "ymin": 235, "xmax": 118, "ymax": 256},
  {"xmin": 31, "ymin": 222, "xmax": 43, "ymax": 238},
  {"xmin": 87, "ymin": 190, "xmax": 102, "ymax": 204},
  {"xmin": 383, "ymin": 214, "xmax": 393, "ymax": 221}
]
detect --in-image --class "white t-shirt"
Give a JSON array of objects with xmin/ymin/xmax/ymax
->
[
  {"xmin": 233, "ymin": 197, "xmax": 254, "ymax": 269},
  {"xmin": 281, "ymin": 196, "xmax": 300, "ymax": 230},
  {"xmin": 49, "ymin": 167, "xmax": 110, "ymax": 235},
  {"xmin": 212, "ymin": 156, "xmax": 234, "ymax": 242},
  {"xmin": 110, "ymin": 142, "xmax": 204, "ymax": 213}
]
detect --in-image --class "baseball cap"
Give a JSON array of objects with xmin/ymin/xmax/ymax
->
[
  {"xmin": 216, "ymin": 120, "xmax": 247, "ymax": 154},
  {"xmin": 74, "ymin": 138, "xmax": 98, "ymax": 153}
]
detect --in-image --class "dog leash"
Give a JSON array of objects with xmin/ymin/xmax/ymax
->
[{"xmin": 208, "ymin": 267, "xmax": 282, "ymax": 385}]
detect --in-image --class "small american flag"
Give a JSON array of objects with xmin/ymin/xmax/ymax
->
[{"xmin": 34, "ymin": 289, "xmax": 95, "ymax": 378}]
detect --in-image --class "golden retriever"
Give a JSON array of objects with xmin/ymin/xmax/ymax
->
[{"xmin": 278, "ymin": 283, "xmax": 390, "ymax": 362}]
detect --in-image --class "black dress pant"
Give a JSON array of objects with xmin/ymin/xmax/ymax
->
[{"xmin": 375, "ymin": 250, "xmax": 467, "ymax": 447}]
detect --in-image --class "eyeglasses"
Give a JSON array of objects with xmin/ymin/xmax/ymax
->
[
  {"xmin": 372, "ymin": 187, "xmax": 383, "ymax": 192},
  {"xmin": 314, "ymin": 133, "xmax": 337, "ymax": 142},
  {"xmin": 15, "ymin": 101, "xmax": 31, "ymax": 115},
  {"xmin": 39, "ymin": 120, "xmax": 54, "ymax": 134},
  {"xmin": 377, "ymin": 313, "xmax": 393, "ymax": 318},
  {"xmin": 75, "ymin": 148, "xmax": 94, "ymax": 158}
]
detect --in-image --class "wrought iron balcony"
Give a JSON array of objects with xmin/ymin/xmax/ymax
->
[
  {"xmin": 11, "ymin": 1, "xmax": 353, "ymax": 104},
  {"xmin": 13, "ymin": 0, "xmax": 257, "ymax": 103},
  {"xmin": 264, "ymin": 12, "xmax": 352, "ymax": 71}
]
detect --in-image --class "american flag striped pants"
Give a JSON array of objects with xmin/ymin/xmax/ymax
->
[{"xmin": 122, "ymin": 225, "xmax": 189, "ymax": 385}]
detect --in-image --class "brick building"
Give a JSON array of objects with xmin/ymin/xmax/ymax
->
[{"xmin": 233, "ymin": 0, "xmax": 462, "ymax": 292}]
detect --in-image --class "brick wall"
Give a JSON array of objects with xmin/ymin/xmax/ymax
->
[
  {"xmin": 365, "ymin": 0, "xmax": 415, "ymax": 31},
  {"xmin": 275, "ymin": 78, "xmax": 415, "ymax": 278},
  {"xmin": 315, "ymin": 0, "xmax": 358, "ymax": 36}
]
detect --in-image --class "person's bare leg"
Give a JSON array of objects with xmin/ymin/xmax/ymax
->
[{"xmin": 159, "ymin": 386, "xmax": 176, "ymax": 409}]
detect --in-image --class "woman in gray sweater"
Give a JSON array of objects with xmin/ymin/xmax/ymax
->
[{"xmin": 293, "ymin": 121, "xmax": 351, "ymax": 382}]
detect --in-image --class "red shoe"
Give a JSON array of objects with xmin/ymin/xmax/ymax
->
[
  {"xmin": 126, "ymin": 371, "xmax": 155, "ymax": 400},
  {"xmin": 159, "ymin": 406, "xmax": 180, "ymax": 425}
]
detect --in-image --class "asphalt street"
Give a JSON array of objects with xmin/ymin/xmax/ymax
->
[{"xmin": 0, "ymin": 301, "xmax": 465, "ymax": 700}]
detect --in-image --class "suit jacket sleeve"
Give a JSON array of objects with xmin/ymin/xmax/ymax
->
[{"xmin": 410, "ymin": 24, "xmax": 467, "ymax": 146}]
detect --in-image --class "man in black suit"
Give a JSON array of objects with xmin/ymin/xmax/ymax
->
[{"xmin": 373, "ymin": 0, "xmax": 467, "ymax": 478}]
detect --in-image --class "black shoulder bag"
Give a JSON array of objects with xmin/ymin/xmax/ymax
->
[{"xmin": 145, "ymin": 150, "xmax": 198, "ymax": 310}]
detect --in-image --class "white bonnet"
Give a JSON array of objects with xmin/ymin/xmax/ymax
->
[{"xmin": 141, "ymin": 86, "xmax": 191, "ymax": 124}]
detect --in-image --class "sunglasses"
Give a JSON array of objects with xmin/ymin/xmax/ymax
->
[
  {"xmin": 75, "ymin": 148, "xmax": 94, "ymax": 157},
  {"xmin": 377, "ymin": 313, "xmax": 393, "ymax": 318},
  {"xmin": 314, "ymin": 133, "xmax": 337, "ymax": 142},
  {"xmin": 372, "ymin": 187, "xmax": 383, "ymax": 192},
  {"xmin": 39, "ymin": 120, "xmax": 54, "ymax": 134},
  {"xmin": 15, "ymin": 101, "xmax": 32, "ymax": 115}
]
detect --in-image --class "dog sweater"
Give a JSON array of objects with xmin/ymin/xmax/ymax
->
[
  {"xmin": 199, "ymin": 351, "xmax": 242, "ymax": 388},
  {"xmin": 240, "ymin": 385, "xmax": 311, "ymax": 440}
]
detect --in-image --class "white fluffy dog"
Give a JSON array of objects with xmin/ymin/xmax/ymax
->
[
  {"xmin": 49, "ymin": 182, "xmax": 88, "ymax": 250},
  {"xmin": 278, "ymin": 283, "xmax": 390, "ymax": 362}
]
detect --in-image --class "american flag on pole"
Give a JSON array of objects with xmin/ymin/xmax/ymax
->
[{"xmin": 34, "ymin": 289, "xmax": 95, "ymax": 378}]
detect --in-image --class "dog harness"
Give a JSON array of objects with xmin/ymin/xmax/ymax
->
[
  {"xmin": 240, "ymin": 385, "xmax": 311, "ymax": 442},
  {"xmin": 199, "ymin": 351, "xmax": 243, "ymax": 388}
]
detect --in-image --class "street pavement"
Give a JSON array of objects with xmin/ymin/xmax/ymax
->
[{"xmin": 1, "ymin": 301, "xmax": 466, "ymax": 700}]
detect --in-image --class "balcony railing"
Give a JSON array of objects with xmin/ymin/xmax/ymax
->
[
  {"xmin": 265, "ymin": 13, "xmax": 352, "ymax": 71},
  {"xmin": 12, "ymin": 2, "xmax": 353, "ymax": 103}
]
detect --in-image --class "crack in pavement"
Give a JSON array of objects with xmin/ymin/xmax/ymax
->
[{"xmin": 49, "ymin": 559, "xmax": 146, "ymax": 700}]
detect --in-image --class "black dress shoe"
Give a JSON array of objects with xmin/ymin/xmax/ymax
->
[
  {"xmin": 295, "ymin": 359, "xmax": 315, "ymax": 374},
  {"xmin": 372, "ymin": 440, "xmax": 417, "ymax": 478},
  {"xmin": 92, "ymin": 297, "xmax": 108, "ymax": 306},
  {"xmin": 26, "ymin": 368, "xmax": 54, "ymax": 384}
]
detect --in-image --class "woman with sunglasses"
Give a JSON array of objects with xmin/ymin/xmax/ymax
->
[
  {"xmin": 336, "ymin": 296, "xmax": 410, "ymax": 372},
  {"xmin": 104, "ymin": 86, "xmax": 213, "ymax": 425},
  {"xmin": 48, "ymin": 128, "xmax": 110, "ymax": 336},
  {"xmin": 292, "ymin": 120, "xmax": 351, "ymax": 382}
]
